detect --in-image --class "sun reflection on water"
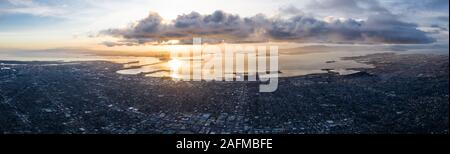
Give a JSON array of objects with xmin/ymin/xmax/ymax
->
[{"xmin": 167, "ymin": 59, "xmax": 182, "ymax": 79}]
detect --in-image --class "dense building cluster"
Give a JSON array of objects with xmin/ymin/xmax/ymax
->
[{"xmin": 0, "ymin": 53, "xmax": 448, "ymax": 134}]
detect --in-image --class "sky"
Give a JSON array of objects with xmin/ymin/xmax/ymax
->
[{"xmin": 0, "ymin": 0, "xmax": 448, "ymax": 51}]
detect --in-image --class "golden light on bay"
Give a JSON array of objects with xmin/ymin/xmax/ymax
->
[{"xmin": 168, "ymin": 59, "xmax": 182, "ymax": 79}]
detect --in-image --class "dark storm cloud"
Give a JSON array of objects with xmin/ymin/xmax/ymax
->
[
  {"xmin": 399, "ymin": 0, "xmax": 449, "ymax": 11},
  {"xmin": 307, "ymin": 0, "xmax": 390, "ymax": 16},
  {"xmin": 384, "ymin": 0, "xmax": 448, "ymax": 26},
  {"xmin": 360, "ymin": 14, "xmax": 435, "ymax": 44},
  {"xmin": 279, "ymin": 5, "xmax": 304, "ymax": 15},
  {"xmin": 100, "ymin": 10, "xmax": 435, "ymax": 46},
  {"xmin": 436, "ymin": 16, "xmax": 449, "ymax": 22},
  {"xmin": 265, "ymin": 13, "xmax": 434, "ymax": 44}
]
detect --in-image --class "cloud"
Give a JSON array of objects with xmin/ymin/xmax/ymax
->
[
  {"xmin": 304, "ymin": 0, "xmax": 448, "ymax": 30},
  {"xmin": 394, "ymin": 0, "xmax": 449, "ymax": 11},
  {"xmin": 1, "ymin": 0, "xmax": 63, "ymax": 17},
  {"xmin": 278, "ymin": 5, "xmax": 304, "ymax": 16},
  {"xmin": 306, "ymin": 0, "xmax": 391, "ymax": 18},
  {"xmin": 7, "ymin": 0, "xmax": 34, "ymax": 6},
  {"xmin": 381, "ymin": 0, "xmax": 448, "ymax": 27},
  {"xmin": 101, "ymin": 11, "xmax": 263, "ymax": 44},
  {"xmin": 100, "ymin": 10, "xmax": 435, "ymax": 46}
]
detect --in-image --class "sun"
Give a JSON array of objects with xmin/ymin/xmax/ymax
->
[
  {"xmin": 168, "ymin": 59, "xmax": 182, "ymax": 79},
  {"xmin": 168, "ymin": 59, "xmax": 182, "ymax": 71}
]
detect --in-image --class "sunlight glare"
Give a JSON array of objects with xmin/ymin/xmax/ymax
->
[{"xmin": 168, "ymin": 59, "xmax": 182, "ymax": 79}]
